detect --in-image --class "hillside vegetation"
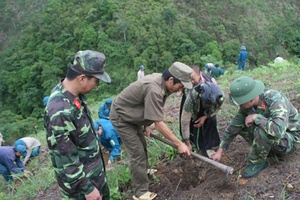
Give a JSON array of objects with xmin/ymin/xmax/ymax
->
[{"xmin": 0, "ymin": 1, "xmax": 299, "ymax": 133}]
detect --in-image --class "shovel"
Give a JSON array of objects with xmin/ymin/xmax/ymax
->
[{"xmin": 150, "ymin": 133, "xmax": 234, "ymax": 183}]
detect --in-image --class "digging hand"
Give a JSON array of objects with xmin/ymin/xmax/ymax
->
[
  {"xmin": 178, "ymin": 142, "xmax": 191, "ymax": 157},
  {"xmin": 212, "ymin": 148, "xmax": 223, "ymax": 161},
  {"xmin": 184, "ymin": 140, "xmax": 193, "ymax": 151},
  {"xmin": 24, "ymin": 170, "xmax": 33, "ymax": 176},
  {"xmin": 22, "ymin": 170, "xmax": 33, "ymax": 179}
]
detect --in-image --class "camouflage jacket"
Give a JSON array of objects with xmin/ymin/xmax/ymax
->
[
  {"xmin": 220, "ymin": 89, "xmax": 300, "ymax": 150},
  {"xmin": 44, "ymin": 81, "xmax": 106, "ymax": 197},
  {"xmin": 181, "ymin": 86, "xmax": 224, "ymax": 140}
]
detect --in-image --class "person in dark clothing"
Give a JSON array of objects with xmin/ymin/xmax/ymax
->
[
  {"xmin": 210, "ymin": 64, "xmax": 224, "ymax": 78},
  {"xmin": 180, "ymin": 66, "xmax": 224, "ymax": 158}
]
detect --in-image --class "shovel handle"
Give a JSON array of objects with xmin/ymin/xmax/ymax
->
[{"xmin": 150, "ymin": 133, "xmax": 234, "ymax": 175}]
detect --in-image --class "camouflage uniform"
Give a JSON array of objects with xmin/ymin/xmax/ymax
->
[
  {"xmin": 44, "ymin": 81, "xmax": 109, "ymax": 200},
  {"xmin": 221, "ymin": 89, "xmax": 300, "ymax": 164}
]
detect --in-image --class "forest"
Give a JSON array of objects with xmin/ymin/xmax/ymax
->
[{"xmin": 0, "ymin": 0, "xmax": 299, "ymax": 141}]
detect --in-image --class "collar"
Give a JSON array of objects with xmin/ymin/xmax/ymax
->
[
  {"xmin": 257, "ymin": 94, "xmax": 266, "ymax": 111},
  {"xmin": 58, "ymin": 79, "xmax": 87, "ymax": 110},
  {"xmin": 161, "ymin": 76, "xmax": 171, "ymax": 97}
]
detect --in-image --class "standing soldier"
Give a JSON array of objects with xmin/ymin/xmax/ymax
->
[{"xmin": 44, "ymin": 50, "xmax": 111, "ymax": 200}]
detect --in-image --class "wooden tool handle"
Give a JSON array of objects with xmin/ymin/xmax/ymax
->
[{"xmin": 150, "ymin": 133, "xmax": 234, "ymax": 175}]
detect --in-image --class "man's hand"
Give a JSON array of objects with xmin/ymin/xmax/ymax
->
[
  {"xmin": 177, "ymin": 142, "xmax": 191, "ymax": 157},
  {"xmin": 22, "ymin": 170, "xmax": 33, "ymax": 179},
  {"xmin": 24, "ymin": 170, "xmax": 33, "ymax": 175},
  {"xmin": 245, "ymin": 114, "xmax": 258, "ymax": 127},
  {"xmin": 185, "ymin": 140, "xmax": 192, "ymax": 151},
  {"xmin": 212, "ymin": 148, "xmax": 223, "ymax": 161},
  {"xmin": 193, "ymin": 116, "xmax": 208, "ymax": 128},
  {"xmin": 144, "ymin": 126, "xmax": 152, "ymax": 137},
  {"xmin": 85, "ymin": 187, "xmax": 101, "ymax": 200}
]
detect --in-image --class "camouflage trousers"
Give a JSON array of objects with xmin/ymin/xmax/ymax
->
[{"xmin": 239, "ymin": 126, "xmax": 300, "ymax": 164}]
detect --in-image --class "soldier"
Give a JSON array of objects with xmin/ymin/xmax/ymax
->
[
  {"xmin": 44, "ymin": 50, "xmax": 111, "ymax": 200},
  {"xmin": 213, "ymin": 76, "xmax": 300, "ymax": 178},
  {"xmin": 110, "ymin": 62, "xmax": 192, "ymax": 200}
]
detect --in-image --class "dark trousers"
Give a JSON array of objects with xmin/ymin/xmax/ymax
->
[
  {"xmin": 189, "ymin": 115, "xmax": 220, "ymax": 157},
  {"xmin": 0, "ymin": 164, "xmax": 13, "ymax": 182},
  {"xmin": 180, "ymin": 94, "xmax": 220, "ymax": 157}
]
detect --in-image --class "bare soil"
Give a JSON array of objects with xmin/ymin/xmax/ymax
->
[{"xmin": 33, "ymin": 92, "xmax": 300, "ymax": 200}]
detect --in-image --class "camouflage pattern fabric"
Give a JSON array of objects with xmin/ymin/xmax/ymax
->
[
  {"xmin": 220, "ymin": 89, "xmax": 300, "ymax": 164},
  {"xmin": 44, "ymin": 81, "xmax": 109, "ymax": 199},
  {"xmin": 181, "ymin": 85, "xmax": 224, "ymax": 139}
]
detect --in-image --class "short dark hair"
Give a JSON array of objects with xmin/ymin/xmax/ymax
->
[
  {"xmin": 162, "ymin": 69, "xmax": 181, "ymax": 84},
  {"xmin": 190, "ymin": 65, "xmax": 200, "ymax": 74},
  {"xmin": 66, "ymin": 66, "xmax": 94, "ymax": 80}
]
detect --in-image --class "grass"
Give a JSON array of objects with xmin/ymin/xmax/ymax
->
[
  {"xmin": 0, "ymin": 130, "xmax": 56, "ymax": 200},
  {"xmin": 1, "ymin": 60, "xmax": 300, "ymax": 199}
]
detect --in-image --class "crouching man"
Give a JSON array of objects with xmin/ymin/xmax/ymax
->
[{"xmin": 213, "ymin": 76, "xmax": 300, "ymax": 178}]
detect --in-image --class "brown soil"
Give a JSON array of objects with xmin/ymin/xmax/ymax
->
[{"xmin": 33, "ymin": 92, "xmax": 300, "ymax": 200}]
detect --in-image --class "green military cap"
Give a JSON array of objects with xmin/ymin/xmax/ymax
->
[
  {"xmin": 71, "ymin": 50, "xmax": 111, "ymax": 83},
  {"xmin": 169, "ymin": 62, "xmax": 193, "ymax": 89},
  {"xmin": 229, "ymin": 76, "xmax": 264, "ymax": 105}
]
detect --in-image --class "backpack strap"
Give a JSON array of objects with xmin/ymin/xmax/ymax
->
[{"xmin": 201, "ymin": 72, "xmax": 213, "ymax": 82}]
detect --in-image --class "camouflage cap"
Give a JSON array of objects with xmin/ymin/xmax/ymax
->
[
  {"xmin": 71, "ymin": 50, "xmax": 111, "ymax": 83},
  {"xmin": 169, "ymin": 62, "xmax": 193, "ymax": 89},
  {"xmin": 229, "ymin": 76, "xmax": 264, "ymax": 105}
]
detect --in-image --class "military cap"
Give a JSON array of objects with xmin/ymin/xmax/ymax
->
[
  {"xmin": 71, "ymin": 50, "xmax": 111, "ymax": 83},
  {"xmin": 229, "ymin": 76, "xmax": 264, "ymax": 105},
  {"xmin": 169, "ymin": 62, "xmax": 193, "ymax": 89}
]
